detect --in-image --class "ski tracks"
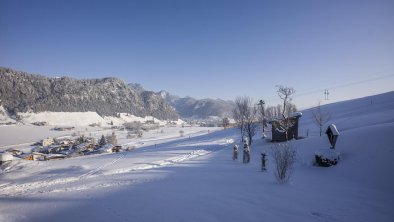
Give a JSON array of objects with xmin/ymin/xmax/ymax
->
[{"xmin": 0, "ymin": 149, "xmax": 212, "ymax": 197}]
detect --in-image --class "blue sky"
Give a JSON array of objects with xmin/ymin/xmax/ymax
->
[{"xmin": 1, "ymin": 0, "xmax": 393, "ymax": 108}]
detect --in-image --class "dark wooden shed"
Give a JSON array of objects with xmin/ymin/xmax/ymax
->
[{"xmin": 270, "ymin": 112, "xmax": 302, "ymax": 142}]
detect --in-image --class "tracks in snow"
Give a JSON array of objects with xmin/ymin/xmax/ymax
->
[{"xmin": 0, "ymin": 149, "xmax": 212, "ymax": 197}]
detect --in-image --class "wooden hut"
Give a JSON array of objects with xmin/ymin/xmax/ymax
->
[{"xmin": 270, "ymin": 112, "xmax": 302, "ymax": 142}]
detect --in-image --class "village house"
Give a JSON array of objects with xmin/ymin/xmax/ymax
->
[
  {"xmin": 45, "ymin": 153, "xmax": 67, "ymax": 160},
  {"xmin": 42, "ymin": 138, "xmax": 54, "ymax": 147},
  {"xmin": 98, "ymin": 144, "xmax": 115, "ymax": 153},
  {"xmin": 74, "ymin": 143, "xmax": 93, "ymax": 152},
  {"xmin": 6, "ymin": 149, "xmax": 23, "ymax": 156},
  {"xmin": 31, "ymin": 152, "xmax": 46, "ymax": 161}
]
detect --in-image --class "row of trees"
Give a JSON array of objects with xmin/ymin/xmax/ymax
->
[
  {"xmin": 232, "ymin": 85, "xmax": 297, "ymax": 146},
  {"xmin": 99, "ymin": 132, "xmax": 118, "ymax": 146},
  {"xmin": 232, "ymin": 85, "xmax": 331, "ymax": 143}
]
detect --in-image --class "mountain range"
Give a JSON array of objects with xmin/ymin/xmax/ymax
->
[
  {"xmin": 158, "ymin": 91, "xmax": 235, "ymax": 119},
  {"xmin": 0, "ymin": 67, "xmax": 234, "ymax": 120}
]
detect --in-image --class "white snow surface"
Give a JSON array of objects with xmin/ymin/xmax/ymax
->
[
  {"xmin": 18, "ymin": 111, "xmax": 107, "ymax": 126},
  {"xmin": 17, "ymin": 111, "xmax": 185, "ymax": 126},
  {"xmin": 1, "ymin": 91, "xmax": 394, "ymax": 222}
]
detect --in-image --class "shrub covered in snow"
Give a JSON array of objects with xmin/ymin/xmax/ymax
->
[{"xmin": 315, "ymin": 149, "xmax": 340, "ymax": 167}]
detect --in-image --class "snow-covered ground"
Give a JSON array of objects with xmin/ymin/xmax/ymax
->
[
  {"xmin": 17, "ymin": 111, "xmax": 184, "ymax": 126},
  {"xmin": 1, "ymin": 92, "xmax": 394, "ymax": 222}
]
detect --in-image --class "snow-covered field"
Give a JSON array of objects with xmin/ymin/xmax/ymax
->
[
  {"xmin": 17, "ymin": 111, "xmax": 184, "ymax": 126},
  {"xmin": 1, "ymin": 92, "xmax": 394, "ymax": 222}
]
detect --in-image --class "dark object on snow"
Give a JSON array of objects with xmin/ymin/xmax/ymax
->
[
  {"xmin": 243, "ymin": 143, "xmax": 250, "ymax": 163},
  {"xmin": 326, "ymin": 124, "xmax": 339, "ymax": 149},
  {"xmin": 261, "ymin": 152, "xmax": 267, "ymax": 171},
  {"xmin": 315, "ymin": 149, "xmax": 340, "ymax": 167},
  {"xmin": 270, "ymin": 112, "xmax": 302, "ymax": 142},
  {"xmin": 233, "ymin": 144, "xmax": 238, "ymax": 160}
]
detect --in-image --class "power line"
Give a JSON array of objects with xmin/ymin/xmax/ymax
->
[{"xmin": 262, "ymin": 71, "xmax": 394, "ymax": 105}]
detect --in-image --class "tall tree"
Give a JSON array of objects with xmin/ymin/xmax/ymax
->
[
  {"xmin": 222, "ymin": 117, "xmax": 230, "ymax": 128},
  {"xmin": 275, "ymin": 85, "xmax": 297, "ymax": 141},
  {"xmin": 276, "ymin": 85, "xmax": 296, "ymax": 117},
  {"xmin": 233, "ymin": 96, "xmax": 257, "ymax": 146},
  {"xmin": 99, "ymin": 135, "xmax": 106, "ymax": 146},
  {"xmin": 312, "ymin": 102, "xmax": 332, "ymax": 136},
  {"xmin": 106, "ymin": 131, "xmax": 118, "ymax": 145}
]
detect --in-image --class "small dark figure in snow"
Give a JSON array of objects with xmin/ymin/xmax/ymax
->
[
  {"xmin": 261, "ymin": 152, "xmax": 267, "ymax": 171},
  {"xmin": 243, "ymin": 142, "xmax": 250, "ymax": 163},
  {"xmin": 233, "ymin": 144, "xmax": 239, "ymax": 160}
]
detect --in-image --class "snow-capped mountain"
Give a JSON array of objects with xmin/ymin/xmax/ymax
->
[{"xmin": 159, "ymin": 90, "xmax": 235, "ymax": 119}]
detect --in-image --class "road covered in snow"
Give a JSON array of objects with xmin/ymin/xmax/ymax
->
[{"xmin": 1, "ymin": 92, "xmax": 394, "ymax": 222}]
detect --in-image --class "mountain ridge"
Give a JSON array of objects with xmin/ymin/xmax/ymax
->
[{"xmin": 0, "ymin": 67, "xmax": 178, "ymax": 120}]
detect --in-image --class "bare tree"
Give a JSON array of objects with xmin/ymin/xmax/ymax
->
[
  {"xmin": 233, "ymin": 97, "xmax": 246, "ymax": 142},
  {"xmin": 311, "ymin": 102, "xmax": 332, "ymax": 136},
  {"xmin": 275, "ymin": 86, "xmax": 297, "ymax": 141},
  {"xmin": 106, "ymin": 131, "xmax": 118, "ymax": 145},
  {"xmin": 233, "ymin": 96, "xmax": 257, "ymax": 146},
  {"xmin": 272, "ymin": 143, "xmax": 296, "ymax": 184},
  {"xmin": 244, "ymin": 106, "xmax": 258, "ymax": 146},
  {"xmin": 285, "ymin": 103, "xmax": 297, "ymax": 117},
  {"xmin": 265, "ymin": 103, "xmax": 297, "ymax": 121},
  {"xmin": 222, "ymin": 117, "xmax": 230, "ymax": 128},
  {"xmin": 276, "ymin": 85, "xmax": 296, "ymax": 117}
]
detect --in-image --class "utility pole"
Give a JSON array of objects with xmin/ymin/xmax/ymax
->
[
  {"xmin": 324, "ymin": 89, "xmax": 330, "ymax": 100},
  {"xmin": 257, "ymin": 100, "xmax": 266, "ymax": 138}
]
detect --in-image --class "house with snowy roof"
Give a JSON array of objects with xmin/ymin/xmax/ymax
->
[{"xmin": 270, "ymin": 112, "xmax": 302, "ymax": 142}]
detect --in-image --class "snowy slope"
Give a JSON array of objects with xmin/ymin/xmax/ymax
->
[
  {"xmin": 1, "ymin": 92, "xmax": 394, "ymax": 222},
  {"xmin": 0, "ymin": 105, "xmax": 15, "ymax": 124},
  {"xmin": 18, "ymin": 111, "xmax": 107, "ymax": 126},
  {"xmin": 103, "ymin": 113, "xmax": 185, "ymax": 126}
]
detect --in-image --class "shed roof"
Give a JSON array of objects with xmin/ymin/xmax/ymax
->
[{"xmin": 328, "ymin": 124, "xmax": 340, "ymax": 136}]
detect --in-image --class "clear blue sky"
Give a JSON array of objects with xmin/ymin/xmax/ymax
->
[{"xmin": 1, "ymin": 0, "xmax": 393, "ymax": 108}]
